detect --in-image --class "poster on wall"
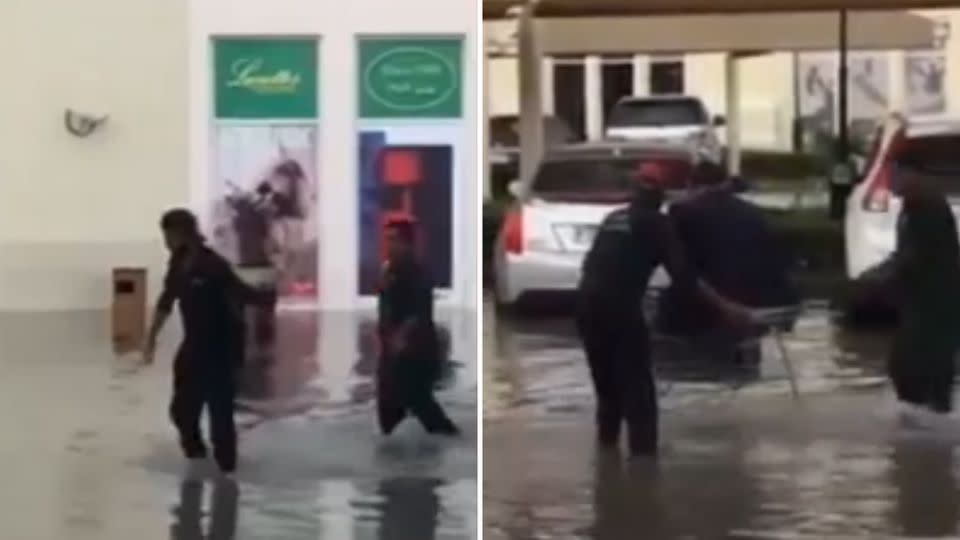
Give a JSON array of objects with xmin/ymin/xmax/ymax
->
[
  {"xmin": 213, "ymin": 38, "xmax": 319, "ymax": 303},
  {"xmin": 210, "ymin": 125, "xmax": 319, "ymax": 300},
  {"xmin": 356, "ymin": 37, "xmax": 463, "ymax": 297},
  {"xmin": 797, "ymin": 53, "xmax": 838, "ymax": 140},
  {"xmin": 905, "ymin": 50, "xmax": 947, "ymax": 115},
  {"xmin": 847, "ymin": 53, "xmax": 889, "ymax": 146}
]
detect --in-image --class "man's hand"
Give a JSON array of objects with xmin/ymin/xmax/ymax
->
[{"xmin": 721, "ymin": 302, "xmax": 756, "ymax": 329}]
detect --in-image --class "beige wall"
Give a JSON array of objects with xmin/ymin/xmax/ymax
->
[
  {"xmin": 485, "ymin": 9, "xmax": 960, "ymax": 152},
  {"xmin": 0, "ymin": 0, "xmax": 188, "ymax": 310}
]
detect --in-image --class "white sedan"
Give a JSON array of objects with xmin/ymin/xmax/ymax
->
[
  {"xmin": 845, "ymin": 114, "xmax": 960, "ymax": 309},
  {"xmin": 492, "ymin": 142, "xmax": 696, "ymax": 308}
]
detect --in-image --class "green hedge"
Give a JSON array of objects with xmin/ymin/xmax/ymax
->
[{"xmin": 740, "ymin": 150, "xmax": 826, "ymax": 181}]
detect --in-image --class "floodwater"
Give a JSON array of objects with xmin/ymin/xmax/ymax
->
[
  {"xmin": 0, "ymin": 309, "xmax": 477, "ymax": 540},
  {"xmin": 483, "ymin": 299, "xmax": 960, "ymax": 540}
]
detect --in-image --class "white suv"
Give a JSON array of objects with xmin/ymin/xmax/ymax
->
[{"xmin": 605, "ymin": 95, "xmax": 725, "ymax": 163}]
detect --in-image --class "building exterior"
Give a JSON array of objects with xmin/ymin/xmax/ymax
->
[
  {"xmin": 0, "ymin": 0, "xmax": 477, "ymax": 312},
  {"xmin": 486, "ymin": 9, "xmax": 958, "ymax": 154},
  {"xmin": 0, "ymin": 0, "xmax": 189, "ymax": 311}
]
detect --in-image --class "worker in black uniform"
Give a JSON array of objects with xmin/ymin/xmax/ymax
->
[
  {"xmin": 144, "ymin": 208, "xmax": 265, "ymax": 480},
  {"xmin": 576, "ymin": 170, "xmax": 751, "ymax": 458},
  {"xmin": 377, "ymin": 220, "xmax": 459, "ymax": 436},
  {"xmin": 863, "ymin": 159, "xmax": 960, "ymax": 416}
]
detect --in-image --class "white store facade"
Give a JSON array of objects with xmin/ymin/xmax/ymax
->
[{"xmin": 0, "ymin": 0, "xmax": 478, "ymax": 312}]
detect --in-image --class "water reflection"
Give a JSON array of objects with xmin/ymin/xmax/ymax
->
[
  {"xmin": 373, "ymin": 478, "xmax": 442, "ymax": 540},
  {"xmin": 483, "ymin": 300, "xmax": 960, "ymax": 538},
  {"xmin": 891, "ymin": 441, "xmax": 959, "ymax": 537},
  {"xmin": 171, "ymin": 481, "xmax": 239, "ymax": 540},
  {"xmin": 0, "ymin": 309, "xmax": 475, "ymax": 540}
]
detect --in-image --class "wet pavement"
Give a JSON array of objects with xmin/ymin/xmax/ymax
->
[
  {"xmin": 483, "ymin": 298, "xmax": 960, "ymax": 539},
  {"xmin": 0, "ymin": 309, "xmax": 476, "ymax": 540}
]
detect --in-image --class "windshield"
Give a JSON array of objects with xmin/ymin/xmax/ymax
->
[
  {"xmin": 900, "ymin": 134, "xmax": 960, "ymax": 193},
  {"xmin": 607, "ymin": 98, "xmax": 708, "ymax": 128},
  {"xmin": 530, "ymin": 157, "xmax": 692, "ymax": 202}
]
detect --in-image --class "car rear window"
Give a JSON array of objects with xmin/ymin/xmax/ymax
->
[
  {"xmin": 489, "ymin": 116, "xmax": 580, "ymax": 147},
  {"xmin": 607, "ymin": 99, "xmax": 708, "ymax": 128},
  {"xmin": 530, "ymin": 157, "xmax": 692, "ymax": 201},
  {"xmin": 900, "ymin": 134, "xmax": 960, "ymax": 192}
]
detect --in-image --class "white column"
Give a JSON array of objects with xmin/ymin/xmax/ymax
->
[
  {"xmin": 585, "ymin": 55, "xmax": 603, "ymax": 140},
  {"xmin": 542, "ymin": 56, "xmax": 555, "ymax": 115},
  {"xmin": 633, "ymin": 54, "xmax": 651, "ymax": 96},
  {"xmin": 888, "ymin": 50, "xmax": 906, "ymax": 115},
  {"xmin": 483, "ymin": 53, "xmax": 492, "ymax": 201},
  {"xmin": 725, "ymin": 53, "xmax": 742, "ymax": 176},
  {"xmin": 517, "ymin": 5, "xmax": 543, "ymax": 191}
]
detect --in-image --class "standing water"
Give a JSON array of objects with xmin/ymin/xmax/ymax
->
[
  {"xmin": 0, "ymin": 309, "xmax": 476, "ymax": 540},
  {"xmin": 483, "ymin": 299, "xmax": 960, "ymax": 539}
]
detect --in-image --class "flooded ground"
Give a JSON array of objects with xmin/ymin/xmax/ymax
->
[
  {"xmin": 0, "ymin": 309, "xmax": 476, "ymax": 540},
  {"xmin": 483, "ymin": 298, "xmax": 960, "ymax": 539}
]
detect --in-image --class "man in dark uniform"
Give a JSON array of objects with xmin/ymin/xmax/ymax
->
[
  {"xmin": 656, "ymin": 161, "xmax": 799, "ymax": 362},
  {"xmin": 864, "ymin": 160, "xmax": 960, "ymax": 416},
  {"xmin": 377, "ymin": 220, "xmax": 459, "ymax": 436},
  {"xmin": 144, "ymin": 208, "xmax": 264, "ymax": 480},
  {"xmin": 576, "ymin": 170, "xmax": 751, "ymax": 458}
]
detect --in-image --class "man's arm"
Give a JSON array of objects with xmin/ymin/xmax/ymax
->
[{"xmin": 144, "ymin": 264, "xmax": 177, "ymax": 363}]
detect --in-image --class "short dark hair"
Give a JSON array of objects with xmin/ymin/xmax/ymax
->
[
  {"xmin": 160, "ymin": 208, "xmax": 200, "ymax": 238},
  {"xmin": 690, "ymin": 161, "xmax": 727, "ymax": 187},
  {"xmin": 386, "ymin": 219, "xmax": 417, "ymax": 244}
]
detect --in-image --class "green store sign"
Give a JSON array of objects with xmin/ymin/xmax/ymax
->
[
  {"xmin": 358, "ymin": 38, "xmax": 462, "ymax": 119},
  {"xmin": 215, "ymin": 39, "xmax": 318, "ymax": 119}
]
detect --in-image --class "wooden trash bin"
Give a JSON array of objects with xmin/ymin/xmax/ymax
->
[{"xmin": 112, "ymin": 267, "xmax": 147, "ymax": 354}]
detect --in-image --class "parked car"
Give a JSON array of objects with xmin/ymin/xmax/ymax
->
[
  {"xmin": 489, "ymin": 114, "xmax": 582, "ymax": 199},
  {"xmin": 845, "ymin": 114, "xmax": 960, "ymax": 313},
  {"xmin": 605, "ymin": 95, "xmax": 725, "ymax": 163},
  {"xmin": 492, "ymin": 141, "xmax": 698, "ymax": 308}
]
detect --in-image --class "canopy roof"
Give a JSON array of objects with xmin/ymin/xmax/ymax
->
[
  {"xmin": 484, "ymin": 0, "xmax": 959, "ymax": 18},
  {"xmin": 484, "ymin": 10, "xmax": 936, "ymax": 55}
]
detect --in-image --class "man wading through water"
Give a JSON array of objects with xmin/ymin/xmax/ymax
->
[
  {"xmin": 863, "ymin": 158, "xmax": 960, "ymax": 423},
  {"xmin": 377, "ymin": 220, "xmax": 459, "ymax": 436},
  {"xmin": 144, "ymin": 209, "xmax": 266, "ymax": 481},
  {"xmin": 576, "ymin": 164, "xmax": 752, "ymax": 458}
]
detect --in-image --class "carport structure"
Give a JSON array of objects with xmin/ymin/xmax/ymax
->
[{"xmin": 484, "ymin": 0, "xmax": 955, "ymax": 201}]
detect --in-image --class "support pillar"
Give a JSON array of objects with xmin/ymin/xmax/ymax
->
[
  {"xmin": 517, "ymin": 4, "xmax": 543, "ymax": 195},
  {"xmin": 725, "ymin": 53, "xmax": 742, "ymax": 176},
  {"xmin": 483, "ymin": 54, "xmax": 492, "ymax": 201},
  {"xmin": 585, "ymin": 55, "xmax": 604, "ymax": 140},
  {"xmin": 633, "ymin": 54, "xmax": 651, "ymax": 96}
]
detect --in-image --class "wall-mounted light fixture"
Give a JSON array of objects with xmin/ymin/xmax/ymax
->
[{"xmin": 64, "ymin": 109, "xmax": 109, "ymax": 138}]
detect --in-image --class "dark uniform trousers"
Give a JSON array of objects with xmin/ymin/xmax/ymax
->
[
  {"xmin": 576, "ymin": 298, "xmax": 658, "ymax": 455},
  {"xmin": 170, "ymin": 342, "xmax": 239, "ymax": 472},
  {"xmin": 377, "ymin": 345, "xmax": 458, "ymax": 436}
]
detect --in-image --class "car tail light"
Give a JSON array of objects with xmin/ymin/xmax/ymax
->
[
  {"xmin": 502, "ymin": 207, "xmax": 524, "ymax": 254},
  {"xmin": 862, "ymin": 128, "xmax": 906, "ymax": 213}
]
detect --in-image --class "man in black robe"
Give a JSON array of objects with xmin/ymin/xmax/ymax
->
[
  {"xmin": 377, "ymin": 220, "xmax": 459, "ymax": 436},
  {"xmin": 864, "ymin": 160, "xmax": 960, "ymax": 416}
]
